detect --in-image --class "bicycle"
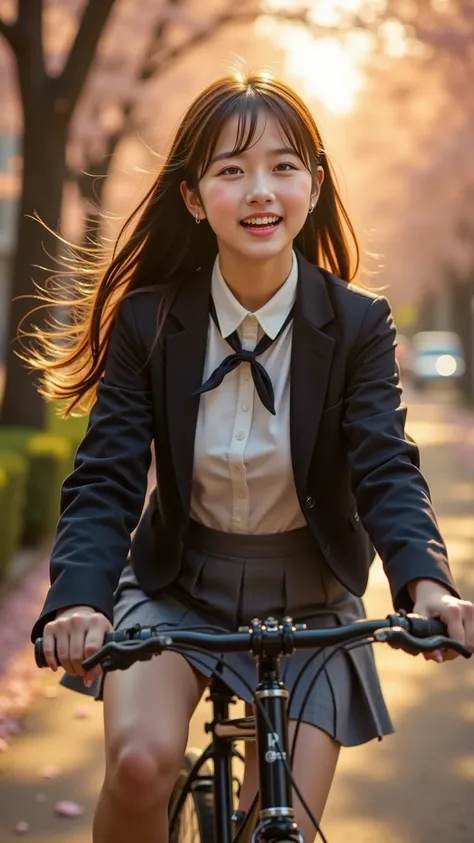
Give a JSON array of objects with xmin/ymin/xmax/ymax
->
[{"xmin": 35, "ymin": 611, "xmax": 471, "ymax": 842}]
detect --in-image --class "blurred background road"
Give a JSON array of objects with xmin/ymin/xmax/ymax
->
[{"xmin": 0, "ymin": 385, "xmax": 473, "ymax": 843}]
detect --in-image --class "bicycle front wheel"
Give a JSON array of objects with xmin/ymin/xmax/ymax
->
[{"xmin": 168, "ymin": 748, "xmax": 214, "ymax": 843}]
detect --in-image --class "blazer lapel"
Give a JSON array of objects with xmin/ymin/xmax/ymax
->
[
  {"xmin": 164, "ymin": 252, "xmax": 336, "ymax": 514},
  {"xmin": 165, "ymin": 265, "xmax": 211, "ymax": 516},
  {"xmin": 290, "ymin": 252, "xmax": 336, "ymax": 497}
]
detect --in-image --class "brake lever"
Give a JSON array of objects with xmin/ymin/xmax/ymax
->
[
  {"xmin": 82, "ymin": 636, "xmax": 172, "ymax": 673},
  {"xmin": 374, "ymin": 627, "xmax": 472, "ymax": 658}
]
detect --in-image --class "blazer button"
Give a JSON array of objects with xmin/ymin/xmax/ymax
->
[
  {"xmin": 305, "ymin": 495, "xmax": 315, "ymax": 510},
  {"xmin": 323, "ymin": 543, "xmax": 331, "ymax": 557}
]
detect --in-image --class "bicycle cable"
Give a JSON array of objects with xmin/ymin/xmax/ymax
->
[
  {"xmin": 287, "ymin": 636, "xmax": 377, "ymax": 766},
  {"xmin": 167, "ymin": 633, "xmax": 389, "ymax": 839},
  {"xmin": 165, "ymin": 642, "xmax": 330, "ymax": 843}
]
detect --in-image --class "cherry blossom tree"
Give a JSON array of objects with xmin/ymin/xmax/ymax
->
[
  {"xmin": 355, "ymin": 0, "xmax": 474, "ymax": 397},
  {"xmin": 0, "ymin": 0, "xmax": 117, "ymax": 427},
  {"xmin": 0, "ymin": 0, "xmax": 371, "ymax": 429},
  {"xmin": 3, "ymin": 0, "xmax": 473, "ymax": 425}
]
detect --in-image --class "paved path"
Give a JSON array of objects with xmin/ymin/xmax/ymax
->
[{"xmin": 0, "ymin": 391, "xmax": 473, "ymax": 842}]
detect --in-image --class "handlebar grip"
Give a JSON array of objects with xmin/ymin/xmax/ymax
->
[
  {"xmin": 407, "ymin": 615, "xmax": 448, "ymax": 638},
  {"xmin": 34, "ymin": 631, "xmax": 118, "ymax": 669},
  {"xmin": 34, "ymin": 639, "xmax": 48, "ymax": 668}
]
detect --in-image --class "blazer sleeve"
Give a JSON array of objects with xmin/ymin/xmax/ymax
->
[
  {"xmin": 342, "ymin": 296, "xmax": 459, "ymax": 611},
  {"xmin": 31, "ymin": 296, "xmax": 153, "ymax": 642}
]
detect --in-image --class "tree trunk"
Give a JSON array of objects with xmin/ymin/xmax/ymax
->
[
  {"xmin": 417, "ymin": 292, "xmax": 436, "ymax": 331},
  {"xmin": 0, "ymin": 111, "xmax": 68, "ymax": 429},
  {"xmin": 449, "ymin": 277, "xmax": 474, "ymax": 403}
]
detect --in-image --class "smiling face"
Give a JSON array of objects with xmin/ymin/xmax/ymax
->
[{"xmin": 180, "ymin": 109, "xmax": 323, "ymax": 267}]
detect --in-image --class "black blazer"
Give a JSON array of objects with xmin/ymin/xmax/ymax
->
[{"xmin": 31, "ymin": 251, "xmax": 456, "ymax": 642}]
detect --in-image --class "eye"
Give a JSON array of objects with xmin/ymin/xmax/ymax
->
[
  {"xmin": 218, "ymin": 166, "xmax": 242, "ymax": 176},
  {"xmin": 274, "ymin": 162, "xmax": 297, "ymax": 172}
]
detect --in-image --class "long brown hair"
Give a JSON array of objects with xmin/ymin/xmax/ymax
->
[{"xmin": 24, "ymin": 70, "xmax": 359, "ymax": 415}]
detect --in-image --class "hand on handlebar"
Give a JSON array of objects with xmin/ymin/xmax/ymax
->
[
  {"xmin": 42, "ymin": 606, "xmax": 113, "ymax": 687},
  {"xmin": 34, "ymin": 612, "xmax": 472, "ymax": 675},
  {"xmin": 411, "ymin": 582, "xmax": 474, "ymax": 663},
  {"xmin": 373, "ymin": 627, "xmax": 471, "ymax": 658}
]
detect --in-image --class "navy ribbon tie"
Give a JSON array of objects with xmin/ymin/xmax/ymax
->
[{"xmin": 193, "ymin": 298, "xmax": 294, "ymax": 415}]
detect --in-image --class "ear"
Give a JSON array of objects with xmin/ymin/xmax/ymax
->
[
  {"xmin": 310, "ymin": 165, "xmax": 325, "ymax": 208},
  {"xmin": 180, "ymin": 181, "xmax": 206, "ymax": 223}
]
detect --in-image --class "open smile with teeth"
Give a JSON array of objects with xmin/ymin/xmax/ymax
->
[{"xmin": 240, "ymin": 215, "xmax": 283, "ymax": 228}]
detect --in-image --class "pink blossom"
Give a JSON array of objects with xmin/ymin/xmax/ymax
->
[{"xmin": 54, "ymin": 801, "xmax": 84, "ymax": 818}]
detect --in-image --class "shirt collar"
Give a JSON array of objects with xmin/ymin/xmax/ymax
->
[{"xmin": 211, "ymin": 250, "xmax": 298, "ymax": 340}]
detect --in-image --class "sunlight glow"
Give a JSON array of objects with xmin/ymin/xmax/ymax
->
[
  {"xmin": 258, "ymin": 0, "xmax": 409, "ymax": 115},
  {"xmin": 284, "ymin": 29, "xmax": 371, "ymax": 115}
]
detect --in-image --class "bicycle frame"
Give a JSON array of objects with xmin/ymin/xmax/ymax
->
[
  {"xmin": 37, "ymin": 611, "xmax": 465, "ymax": 841},
  {"xmin": 169, "ymin": 652, "xmax": 305, "ymax": 843}
]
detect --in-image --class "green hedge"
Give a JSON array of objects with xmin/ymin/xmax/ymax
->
[
  {"xmin": 0, "ymin": 451, "xmax": 28, "ymax": 578},
  {"xmin": 0, "ymin": 408, "xmax": 87, "ymax": 572},
  {"xmin": 46, "ymin": 403, "xmax": 87, "ymax": 453},
  {"xmin": 0, "ymin": 427, "xmax": 76, "ymax": 546},
  {"xmin": 23, "ymin": 433, "xmax": 74, "ymax": 544}
]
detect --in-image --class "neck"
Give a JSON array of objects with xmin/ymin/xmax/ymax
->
[{"xmin": 217, "ymin": 246, "xmax": 293, "ymax": 311}]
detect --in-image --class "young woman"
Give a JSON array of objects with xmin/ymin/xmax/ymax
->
[{"xmin": 29, "ymin": 72, "xmax": 473, "ymax": 843}]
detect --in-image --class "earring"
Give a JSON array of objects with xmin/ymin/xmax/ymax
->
[
  {"xmin": 308, "ymin": 202, "xmax": 314, "ymax": 214},
  {"xmin": 195, "ymin": 213, "xmax": 201, "ymax": 225}
]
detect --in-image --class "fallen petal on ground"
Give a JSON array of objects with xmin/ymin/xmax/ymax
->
[
  {"xmin": 54, "ymin": 800, "xmax": 84, "ymax": 818},
  {"xmin": 73, "ymin": 706, "xmax": 90, "ymax": 719},
  {"xmin": 39, "ymin": 764, "xmax": 61, "ymax": 779},
  {"xmin": 43, "ymin": 685, "xmax": 59, "ymax": 699}
]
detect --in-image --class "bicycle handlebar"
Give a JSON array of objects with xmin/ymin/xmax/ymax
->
[{"xmin": 34, "ymin": 612, "xmax": 472, "ymax": 672}]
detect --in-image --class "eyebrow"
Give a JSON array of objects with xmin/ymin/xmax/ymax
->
[{"xmin": 210, "ymin": 146, "xmax": 300, "ymax": 165}]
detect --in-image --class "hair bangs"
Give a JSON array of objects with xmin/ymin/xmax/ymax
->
[
  {"xmin": 261, "ymin": 94, "xmax": 318, "ymax": 173},
  {"xmin": 189, "ymin": 83, "xmax": 319, "ymax": 185},
  {"xmin": 191, "ymin": 94, "xmax": 264, "ymax": 181}
]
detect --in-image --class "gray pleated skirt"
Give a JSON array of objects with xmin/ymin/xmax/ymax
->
[{"xmin": 61, "ymin": 520, "xmax": 393, "ymax": 746}]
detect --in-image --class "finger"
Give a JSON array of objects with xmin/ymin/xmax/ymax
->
[
  {"xmin": 424, "ymin": 649, "xmax": 443, "ymax": 663},
  {"xmin": 42, "ymin": 624, "xmax": 58, "ymax": 671},
  {"xmin": 83, "ymin": 616, "xmax": 109, "ymax": 684},
  {"xmin": 444, "ymin": 604, "xmax": 465, "ymax": 646},
  {"xmin": 68, "ymin": 614, "xmax": 88, "ymax": 675},
  {"xmin": 462, "ymin": 603, "xmax": 474, "ymax": 651},
  {"xmin": 440, "ymin": 648, "xmax": 459, "ymax": 662},
  {"xmin": 55, "ymin": 618, "xmax": 75, "ymax": 675}
]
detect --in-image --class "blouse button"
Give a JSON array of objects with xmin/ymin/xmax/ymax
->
[
  {"xmin": 235, "ymin": 431, "xmax": 245, "ymax": 441},
  {"xmin": 241, "ymin": 404, "xmax": 249, "ymax": 412}
]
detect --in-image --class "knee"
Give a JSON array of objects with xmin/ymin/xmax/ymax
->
[{"xmin": 106, "ymin": 731, "xmax": 184, "ymax": 811}]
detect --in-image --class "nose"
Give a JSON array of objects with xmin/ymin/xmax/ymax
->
[{"xmin": 245, "ymin": 171, "xmax": 275, "ymax": 205}]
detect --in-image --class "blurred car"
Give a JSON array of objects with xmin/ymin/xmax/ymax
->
[{"xmin": 408, "ymin": 331, "xmax": 465, "ymax": 390}]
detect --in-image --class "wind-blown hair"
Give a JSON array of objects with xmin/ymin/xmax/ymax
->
[{"xmin": 23, "ymin": 70, "xmax": 359, "ymax": 415}]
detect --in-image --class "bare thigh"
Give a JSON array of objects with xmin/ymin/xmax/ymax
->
[
  {"xmin": 240, "ymin": 705, "xmax": 340, "ymax": 842},
  {"xmin": 289, "ymin": 721, "xmax": 340, "ymax": 840},
  {"xmin": 102, "ymin": 651, "xmax": 209, "ymax": 804}
]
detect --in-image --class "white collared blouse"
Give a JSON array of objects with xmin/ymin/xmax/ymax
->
[{"xmin": 190, "ymin": 251, "xmax": 306, "ymax": 534}]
